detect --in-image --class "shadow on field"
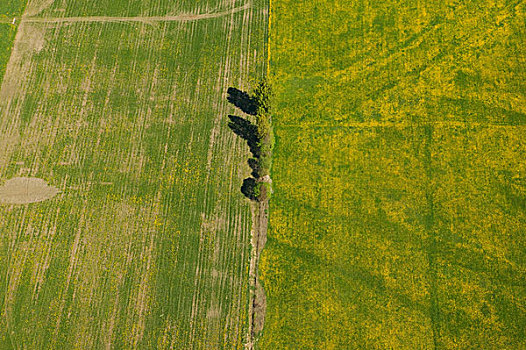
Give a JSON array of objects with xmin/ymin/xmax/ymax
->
[
  {"xmin": 227, "ymin": 115, "xmax": 261, "ymax": 159},
  {"xmin": 227, "ymin": 87, "xmax": 258, "ymax": 115},
  {"xmin": 225, "ymin": 82, "xmax": 271, "ymax": 202},
  {"xmin": 227, "ymin": 114, "xmax": 261, "ymax": 199},
  {"xmin": 226, "ymin": 87, "xmax": 261, "ymax": 201}
]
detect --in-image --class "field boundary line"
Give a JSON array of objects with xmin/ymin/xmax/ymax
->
[{"xmin": 247, "ymin": 1, "xmax": 272, "ymax": 347}]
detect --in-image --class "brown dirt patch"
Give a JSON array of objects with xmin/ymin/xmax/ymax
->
[{"xmin": 0, "ymin": 177, "xmax": 60, "ymax": 204}]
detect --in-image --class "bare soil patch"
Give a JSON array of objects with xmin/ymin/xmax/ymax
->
[{"xmin": 0, "ymin": 177, "xmax": 59, "ymax": 204}]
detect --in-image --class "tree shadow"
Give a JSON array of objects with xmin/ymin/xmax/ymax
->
[
  {"xmin": 227, "ymin": 87, "xmax": 258, "ymax": 115},
  {"xmin": 226, "ymin": 85, "xmax": 269, "ymax": 201},
  {"xmin": 247, "ymin": 157, "xmax": 261, "ymax": 179},
  {"xmin": 241, "ymin": 177, "xmax": 258, "ymax": 201},
  {"xmin": 228, "ymin": 115, "xmax": 261, "ymax": 158}
]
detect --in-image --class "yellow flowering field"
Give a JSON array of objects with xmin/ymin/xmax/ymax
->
[{"xmin": 260, "ymin": 0, "xmax": 525, "ymax": 348}]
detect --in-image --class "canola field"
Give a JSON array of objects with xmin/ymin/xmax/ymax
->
[
  {"xmin": 0, "ymin": 0, "xmax": 267, "ymax": 348},
  {"xmin": 261, "ymin": 0, "xmax": 526, "ymax": 348}
]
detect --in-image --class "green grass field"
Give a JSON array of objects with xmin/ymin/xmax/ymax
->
[
  {"xmin": 261, "ymin": 0, "xmax": 526, "ymax": 348},
  {"xmin": 0, "ymin": 0, "xmax": 267, "ymax": 348},
  {"xmin": 0, "ymin": 1, "xmax": 25, "ymax": 86}
]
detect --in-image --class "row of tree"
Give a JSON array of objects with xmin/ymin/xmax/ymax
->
[{"xmin": 226, "ymin": 82, "xmax": 272, "ymax": 201}]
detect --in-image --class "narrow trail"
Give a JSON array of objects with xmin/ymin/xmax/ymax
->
[
  {"xmin": 0, "ymin": 3, "xmax": 251, "ymax": 24},
  {"xmin": 246, "ymin": 200, "xmax": 268, "ymax": 350}
]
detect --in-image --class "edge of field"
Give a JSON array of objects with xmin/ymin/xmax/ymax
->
[{"xmin": 247, "ymin": 1, "xmax": 272, "ymax": 348}]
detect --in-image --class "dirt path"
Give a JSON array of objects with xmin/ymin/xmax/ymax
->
[
  {"xmin": 246, "ymin": 199, "xmax": 268, "ymax": 350},
  {"xmin": 0, "ymin": 3, "xmax": 252, "ymax": 25}
]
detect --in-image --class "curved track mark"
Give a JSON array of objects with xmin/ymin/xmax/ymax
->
[{"xmin": 19, "ymin": 3, "xmax": 251, "ymax": 24}]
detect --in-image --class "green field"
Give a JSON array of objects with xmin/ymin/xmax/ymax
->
[
  {"xmin": 261, "ymin": 0, "xmax": 526, "ymax": 349},
  {"xmin": 0, "ymin": 24, "xmax": 17, "ymax": 85},
  {"xmin": 0, "ymin": 1, "xmax": 25, "ymax": 85},
  {"xmin": 0, "ymin": 0, "xmax": 267, "ymax": 348}
]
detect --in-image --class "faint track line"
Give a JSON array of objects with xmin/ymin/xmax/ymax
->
[
  {"xmin": 11, "ymin": 3, "xmax": 252, "ymax": 24},
  {"xmin": 279, "ymin": 120, "xmax": 526, "ymax": 129}
]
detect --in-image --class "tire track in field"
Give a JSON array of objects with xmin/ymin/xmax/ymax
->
[
  {"xmin": 2, "ymin": 3, "xmax": 252, "ymax": 25},
  {"xmin": 279, "ymin": 120, "xmax": 526, "ymax": 129},
  {"xmin": 420, "ymin": 125, "xmax": 442, "ymax": 350}
]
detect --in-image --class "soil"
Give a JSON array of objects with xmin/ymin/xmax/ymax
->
[{"xmin": 0, "ymin": 177, "xmax": 60, "ymax": 204}]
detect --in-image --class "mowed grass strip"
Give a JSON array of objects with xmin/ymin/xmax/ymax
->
[
  {"xmin": 261, "ymin": 0, "xmax": 525, "ymax": 349},
  {"xmin": 0, "ymin": 0, "xmax": 267, "ymax": 348}
]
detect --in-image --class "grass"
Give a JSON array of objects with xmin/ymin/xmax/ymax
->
[
  {"xmin": 0, "ymin": 0, "xmax": 25, "ymax": 17},
  {"xmin": 0, "ymin": 24, "xmax": 17, "ymax": 83},
  {"xmin": 0, "ymin": 1, "xmax": 25, "ymax": 87},
  {"xmin": 0, "ymin": 0, "xmax": 267, "ymax": 348},
  {"xmin": 260, "ymin": 0, "xmax": 526, "ymax": 348}
]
